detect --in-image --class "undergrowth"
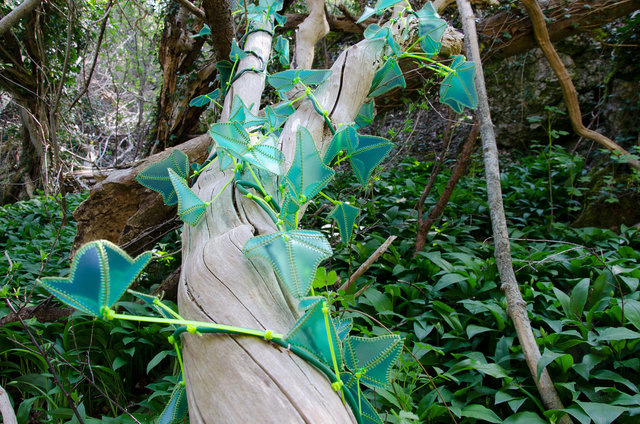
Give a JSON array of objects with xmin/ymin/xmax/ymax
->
[{"xmin": 1, "ymin": 144, "xmax": 639, "ymax": 423}]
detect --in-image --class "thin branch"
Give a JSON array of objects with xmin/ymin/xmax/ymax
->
[
  {"xmin": 519, "ymin": 0, "xmax": 640, "ymax": 170},
  {"xmin": 455, "ymin": 1, "xmax": 573, "ymax": 422},
  {"xmin": 339, "ymin": 235, "xmax": 397, "ymax": 293},
  {"xmin": 175, "ymin": 0, "xmax": 205, "ymax": 19},
  {"xmin": 0, "ymin": 0, "xmax": 43, "ymax": 37}
]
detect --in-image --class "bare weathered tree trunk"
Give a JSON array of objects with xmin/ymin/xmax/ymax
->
[{"xmin": 456, "ymin": 1, "xmax": 572, "ymax": 422}]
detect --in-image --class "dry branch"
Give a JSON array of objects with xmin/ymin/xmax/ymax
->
[
  {"xmin": 0, "ymin": 0, "xmax": 42, "ymax": 37},
  {"xmin": 339, "ymin": 235, "xmax": 398, "ymax": 293},
  {"xmin": 456, "ymin": 0, "xmax": 573, "ymax": 422},
  {"xmin": 519, "ymin": 0, "xmax": 640, "ymax": 170}
]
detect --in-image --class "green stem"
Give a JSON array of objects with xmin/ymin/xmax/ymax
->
[
  {"xmin": 319, "ymin": 191, "xmax": 339, "ymax": 205},
  {"xmin": 205, "ymin": 174, "xmax": 235, "ymax": 207},
  {"xmin": 153, "ymin": 299, "xmax": 183, "ymax": 321},
  {"xmin": 322, "ymin": 301, "xmax": 344, "ymax": 402}
]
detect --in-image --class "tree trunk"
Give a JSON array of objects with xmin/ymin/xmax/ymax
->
[{"xmin": 177, "ymin": 5, "xmax": 422, "ymax": 420}]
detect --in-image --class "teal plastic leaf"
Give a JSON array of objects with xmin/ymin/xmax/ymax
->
[
  {"xmin": 354, "ymin": 101, "xmax": 374, "ymax": 130},
  {"xmin": 363, "ymin": 24, "xmax": 401, "ymax": 57},
  {"xmin": 265, "ymin": 102, "xmax": 294, "ymax": 131},
  {"xmin": 343, "ymin": 335, "xmax": 403, "ymax": 390},
  {"xmin": 439, "ymin": 55, "xmax": 478, "ymax": 113},
  {"xmin": 192, "ymin": 24, "xmax": 211, "ymax": 38},
  {"xmin": 136, "ymin": 149, "xmax": 189, "ymax": 206},
  {"xmin": 415, "ymin": 2, "xmax": 447, "ymax": 57},
  {"xmin": 335, "ymin": 317, "xmax": 353, "ymax": 342},
  {"xmin": 278, "ymin": 189, "xmax": 300, "ymax": 231},
  {"xmin": 209, "ymin": 122, "xmax": 284, "ymax": 174},
  {"xmin": 230, "ymin": 39, "xmax": 247, "ymax": 62},
  {"xmin": 349, "ymin": 135, "xmax": 394, "ymax": 185},
  {"xmin": 340, "ymin": 376, "xmax": 384, "ymax": 424},
  {"xmin": 328, "ymin": 202, "xmax": 360, "ymax": 244},
  {"xmin": 284, "ymin": 297, "xmax": 342, "ymax": 367},
  {"xmin": 375, "ymin": 0, "xmax": 402, "ymax": 12},
  {"xmin": 324, "ymin": 125, "xmax": 359, "ymax": 165},
  {"xmin": 284, "ymin": 127, "xmax": 335, "ymax": 204},
  {"xmin": 274, "ymin": 35, "xmax": 290, "ymax": 67},
  {"xmin": 189, "ymin": 89, "xmax": 220, "ymax": 107},
  {"xmin": 243, "ymin": 230, "xmax": 332, "ymax": 299},
  {"xmin": 368, "ymin": 57, "xmax": 405, "ymax": 97},
  {"xmin": 229, "ymin": 96, "xmax": 266, "ymax": 128},
  {"xmin": 356, "ymin": 7, "xmax": 377, "ymax": 24},
  {"xmin": 267, "ymin": 69, "xmax": 332, "ymax": 94},
  {"xmin": 216, "ymin": 60, "xmax": 234, "ymax": 94},
  {"xmin": 157, "ymin": 382, "xmax": 188, "ymax": 424},
  {"xmin": 168, "ymin": 169, "xmax": 208, "ymax": 226},
  {"xmin": 38, "ymin": 241, "xmax": 152, "ymax": 317}
]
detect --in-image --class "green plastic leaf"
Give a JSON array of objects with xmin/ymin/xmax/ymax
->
[
  {"xmin": 278, "ymin": 189, "xmax": 300, "ymax": 231},
  {"xmin": 274, "ymin": 35, "xmax": 290, "ymax": 67},
  {"xmin": 38, "ymin": 241, "xmax": 152, "ymax": 317},
  {"xmin": 284, "ymin": 127, "xmax": 335, "ymax": 204},
  {"xmin": 343, "ymin": 334, "xmax": 403, "ymax": 390},
  {"xmin": 335, "ymin": 317, "xmax": 353, "ymax": 342},
  {"xmin": 229, "ymin": 95, "xmax": 266, "ymax": 128},
  {"xmin": 363, "ymin": 24, "xmax": 401, "ymax": 57},
  {"xmin": 189, "ymin": 89, "xmax": 220, "ymax": 107},
  {"xmin": 349, "ymin": 135, "xmax": 394, "ymax": 185},
  {"xmin": 168, "ymin": 169, "xmax": 207, "ymax": 226},
  {"xmin": 461, "ymin": 404, "xmax": 502, "ymax": 423},
  {"xmin": 368, "ymin": 57, "xmax": 405, "ymax": 97},
  {"xmin": 243, "ymin": 230, "xmax": 332, "ymax": 298},
  {"xmin": 192, "ymin": 24, "xmax": 211, "ymax": 38},
  {"xmin": 267, "ymin": 69, "xmax": 332, "ymax": 94},
  {"xmin": 324, "ymin": 125, "xmax": 359, "ymax": 165},
  {"xmin": 230, "ymin": 38, "xmax": 247, "ymax": 62},
  {"xmin": 575, "ymin": 401, "xmax": 626, "ymax": 424},
  {"xmin": 209, "ymin": 122, "xmax": 284, "ymax": 174},
  {"xmin": 415, "ymin": 2, "xmax": 447, "ymax": 57},
  {"xmin": 136, "ymin": 149, "xmax": 189, "ymax": 206},
  {"xmin": 375, "ymin": 0, "xmax": 402, "ymax": 11},
  {"xmin": 265, "ymin": 102, "xmax": 294, "ymax": 131},
  {"xmin": 284, "ymin": 297, "xmax": 342, "ymax": 367},
  {"xmin": 341, "ymin": 376, "xmax": 383, "ymax": 424},
  {"xmin": 356, "ymin": 7, "xmax": 377, "ymax": 24},
  {"xmin": 354, "ymin": 101, "xmax": 374, "ymax": 130},
  {"xmin": 157, "ymin": 382, "xmax": 188, "ymax": 424},
  {"xmin": 128, "ymin": 290, "xmax": 179, "ymax": 328},
  {"xmin": 328, "ymin": 202, "xmax": 360, "ymax": 244},
  {"xmin": 439, "ymin": 55, "xmax": 478, "ymax": 113},
  {"xmin": 216, "ymin": 60, "xmax": 234, "ymax": 94}
]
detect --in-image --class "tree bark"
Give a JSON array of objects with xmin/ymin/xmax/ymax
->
[
  {"xmin": 0, "ymin": 0, "xmax": 43, "ymax": 37},
  {"xmin": 456, "ymin": 1, "xmax": 573, "ymax": 422},
  {"xmin": 177, "ymin": 9, "xmax": 420, "ymax": 423},
  {"xmin": 0, "ymin": 384, "xmax": 17, "ymax": 424}
]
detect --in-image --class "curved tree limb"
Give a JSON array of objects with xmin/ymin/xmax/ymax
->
[
  {"xmin": 520, "ymin": 0, "xmax": 640, "ymax": 169},
  {"xmin": 456, "ymin": 1, "xmax": 573, "ymax": 423},
  {"xmin": 0, "ymin": 0, "xmax": 42, "ymax": 37}
]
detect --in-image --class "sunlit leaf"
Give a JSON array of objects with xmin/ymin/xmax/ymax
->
[
  {"xmin": 243, "ymin": 230, "xmax": 332, "ymax": 298},
  {"xmin": 439, "ymin": 55, "xmax": 478, "ymax": 113},
  {"xmin": 267, "ymin": 69, "xmax": 332, "ymax": 94},
  {"xmin": 374, "ymin": 0, "xmax": 402, "ymax": 12},
  {"xmin": 368, "ymin": 57, "xmax": 405, "ymax": 97},
  {"xmin": 284, "ymin": 127, "xmax": 335, "ymax": 204},
  {"xmin": 415, "ymin": 2, "xmax": 447, "ymax": 57},
  {"xmin": 38, "ymin": 241, "xmax": 152, "ymax": 317},
  {"xmin": 209, "ymin": 122, "xmax": 284, "ymax": 174},
  {"xmin": 356, "ymin": 6, "xmax": 377, "ymax": 24},
  {"xmin": 136, "ymin": 149, "xmax": 189, "ymax": 206}
]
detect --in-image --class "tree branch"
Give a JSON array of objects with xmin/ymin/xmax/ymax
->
[
  {"xmin": 455, "ymin": 1, "xmax": 573, "ymax": 422},
  {"xmin": 0, "ymin": 385, "xmax": 16, "ymax": 424},
  {"xmin": 339, "ymin": 236, "xmax": 397, "ymax": 293},
  {"xmin": 0, "ymin": 0, "xmax": 42, "ymax": 37},
  {"xmin": 519, "ymin": 0, "xmax": 640, "ymax": 169},
  {"xmin": 175, "ymin": 0, "xmax": 205, "ymax": 19}
]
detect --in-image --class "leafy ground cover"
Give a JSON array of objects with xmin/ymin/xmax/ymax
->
[{"xmin": 1, "ymin": 145, "xmax": 639, "ymax": 423}]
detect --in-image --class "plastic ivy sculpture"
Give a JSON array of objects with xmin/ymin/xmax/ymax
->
[{"xmin": 39, "ymin": 1, "xmax": 477, "ymax": 423}]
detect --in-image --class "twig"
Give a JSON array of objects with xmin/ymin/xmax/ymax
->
[
  {"xmin": 339, "ymin": 235, "xmax": 397, "ymax": 292},
  {"xmin": 337, "ymin": 4, "xmax": 365, "ymax": 32}
]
